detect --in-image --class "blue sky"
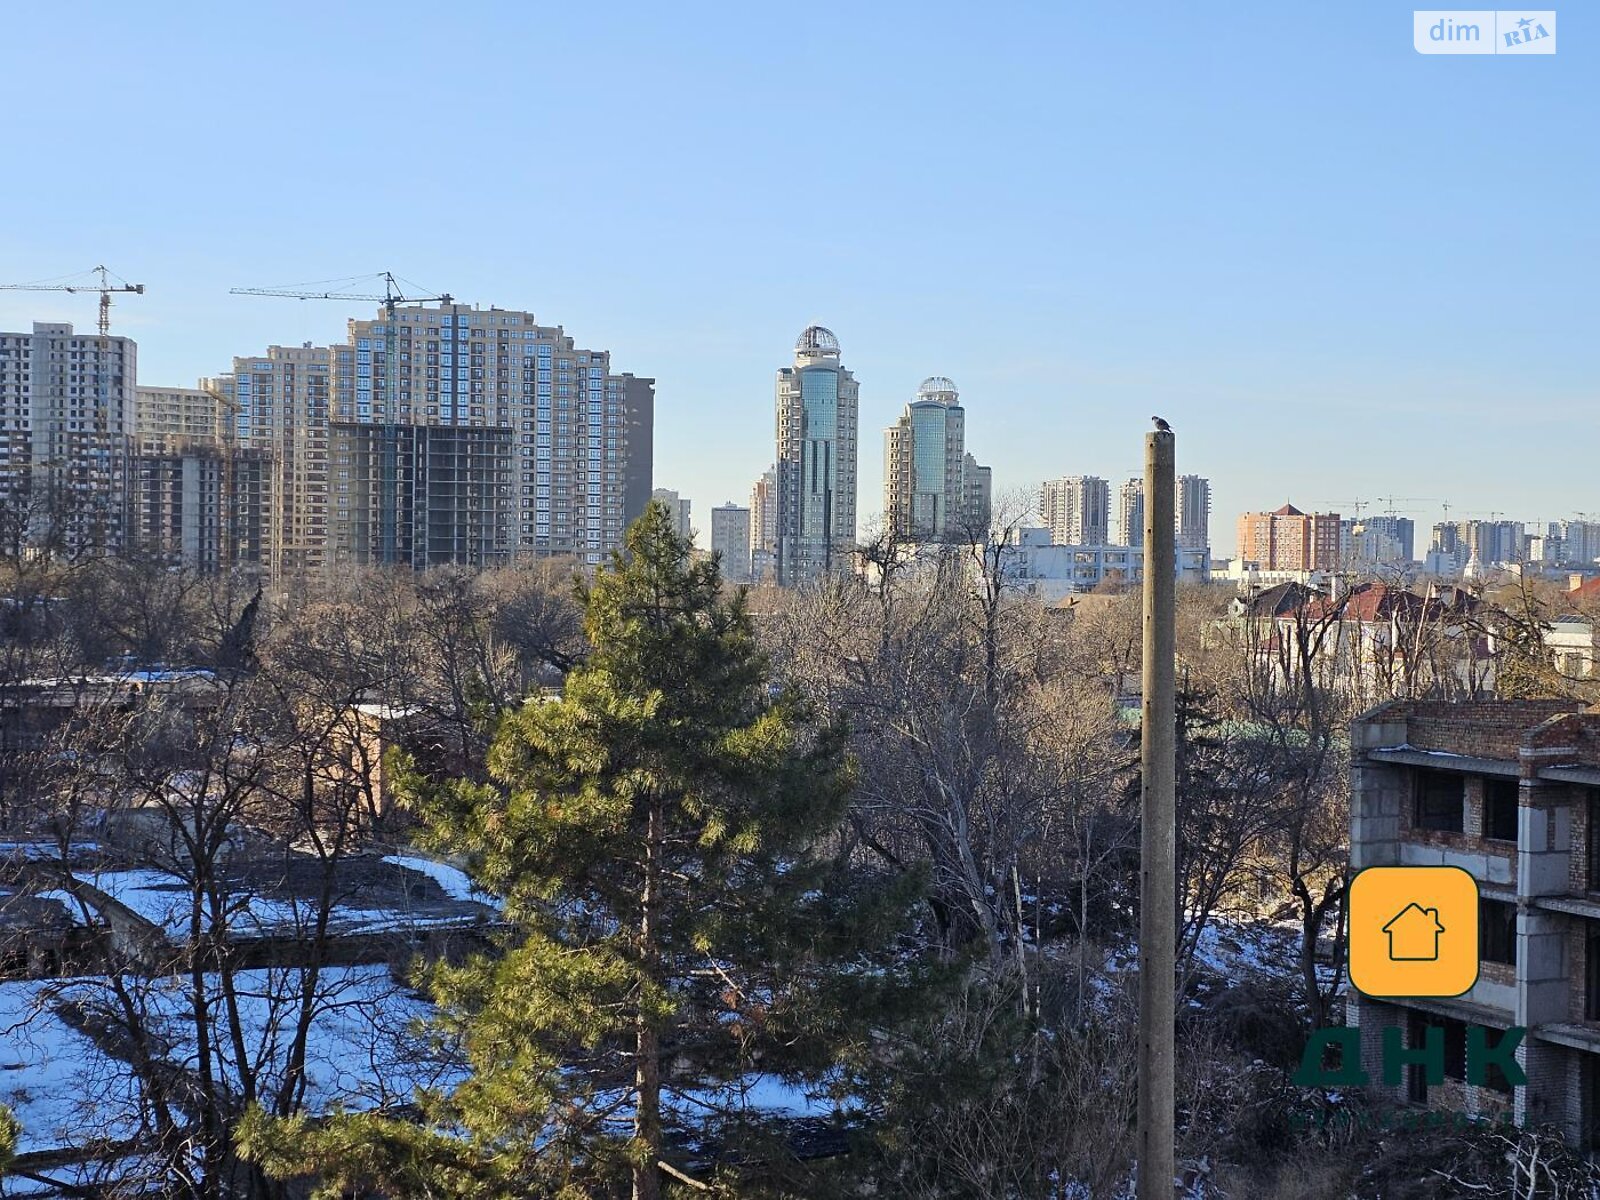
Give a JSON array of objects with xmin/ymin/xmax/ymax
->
[{"xmin": 1, "ymin": 2, "xmax": 1592, "ymax": 550}]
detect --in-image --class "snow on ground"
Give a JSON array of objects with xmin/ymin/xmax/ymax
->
[
  {"xmin": 0, "ymin": 964, "xmax": 464, "ymax": 1157},
  {"xmin": 382, "ymin": 854, "xmax": 501, "ymax": 907},
  {"xmin": 71, "ymin": 869, "xmax": 491, "ymax": 940},
  {"xmin": 1191, "ymin": 920, "xmax": 1302, "ymax": 980},
  {"xmin": 0, "ymin": 842, "xmax": 97, "ymax": 862},
  {"xmin": 0, "ymin": 980, "xmax": 146, "ymax": 1155}
]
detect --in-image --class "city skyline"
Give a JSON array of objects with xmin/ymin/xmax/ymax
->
[{"xmin": 2, "ymin": 3, "xmax": 1590, "ymax": 560}]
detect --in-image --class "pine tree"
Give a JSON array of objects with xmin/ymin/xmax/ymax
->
[
  {"xmin": 242, "ymin": 502, "xmax": 919, "ymax": 1198},
  {"xmin": 0, "ymin": 1102, "xmax": 16, "ymax": 1178}
]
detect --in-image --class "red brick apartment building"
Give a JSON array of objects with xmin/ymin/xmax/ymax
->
[
  {"xmin": 1236, "ymin": 503, "xmax": 1342, "ymax": 571},
  {"xmin": 1350, "ymin": 700, "xmax": 1600, "ymax": 1142}
]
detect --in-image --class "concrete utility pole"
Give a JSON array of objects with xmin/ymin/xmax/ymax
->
[{"xmin": 1138, "ymin": 425, "xmax": 1176, "ymax": 1200}]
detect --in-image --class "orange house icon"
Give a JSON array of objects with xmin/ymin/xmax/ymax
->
[{"xmin": 1382, "ymin": 903, "xmax": 1446, "ymax": 961}]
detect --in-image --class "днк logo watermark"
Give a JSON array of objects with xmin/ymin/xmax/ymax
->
[{"xmin": 1414, "ymin": 10, "xmax": 1556, "ymax": 53}]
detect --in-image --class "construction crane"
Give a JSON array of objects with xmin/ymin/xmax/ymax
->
[
  {"xmin": 0, "ymin": 263, "xmax": 145, "ymax": 336},
  {"xmin": 1372, "ymin": 495, "xmax": 1437, "ymax": 517},
  {"xmin": 1315, "ymin": 498, "xmax": 1367, "ymax": 520},
  {"xmin": 0, "ymin": 265, "xmax": 146, "ymax": 554},
  {"xmin": 229, "ymin": 272, "xmax": 453, "ymax": 565}
]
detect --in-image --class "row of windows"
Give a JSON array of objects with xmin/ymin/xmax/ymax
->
[{"xmin": 1413, "ymin": 771, "xmax": 1519, "ymax": 841}]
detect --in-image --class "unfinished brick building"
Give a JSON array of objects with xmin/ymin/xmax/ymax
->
[{"xmin": 1350, "ymin": 699, "xmax": 1600, "ymax": 1143}]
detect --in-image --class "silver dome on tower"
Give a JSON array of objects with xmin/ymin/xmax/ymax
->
[
  {"xmin": 916, "ymin": 376, "xmax": 959, "ymax": 404},
  {"xmin": 795, "ymin": 324, "xmax": 841, "ymax": 357}
]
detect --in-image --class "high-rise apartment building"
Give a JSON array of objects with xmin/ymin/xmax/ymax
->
[
  {"xmin": 328, "ymin": 423, "xmax": 512, "ymax": 568},
  {"xmin": 1040, "ymin": 476, "xmax": 1110, "ymax": 546},
  {"xmin": 963, "ymin": 452, "xmax": 992, "ymax": 535},
  {"xmin": 749, "ymin": 467, "xmax": 777, "ymax": 584},
  {"xmin": 775, "ymin": 326, "xmax": 858, "ymax": 585},
  {"xmin": 130, "ymin": 383, "xmax": 266, "ymax": 571},
  {"xmin": 206, "ymin": 344, "xmax": 333, "ymax": 580},
  {"xmin": 1341, "ymin": 518, "xmax": 1410, "ymax": 567},
  {"xmin": 883, "ymin": 377, "xmax": 990, "ymax": 541},
  {"xmin": 711, "ymin": 502, "xmax": 752, "ymax": 583},
  {"xmin": 1176, "ymin": 474, "xmax": 1211, "ymax": 552},
  {"xmin": 1471, "ymin": 519, "xmax": 1527, "ymax": 567},
  {"xmin": 1114, "ymin": 474, "xmax": 1211, "ymax": 552},
  {"xmin": 651, "ymin": 488, "xmax": 693, "ymax": 540},
  {"xmin": 134, "ymin": 386, "xmax": 221, "ymax": 452},
  {"xmin": 0, "ymin": 322, "xmax": 136, "ymax": 556},
  {"xmin": 1359, "ymin": 514, "xmax": 1416, "ymax": 563},
  {"xmin": 1236, "ymin": 503, "xmax": 1342, "ymax": 571},
  {"xmin": 1117, "ymin": 478, "xmax": 1145, "ymax": 548},
  {"xmin": 331, "ymin": 303, "xmax": 654, "ymax": 567}
]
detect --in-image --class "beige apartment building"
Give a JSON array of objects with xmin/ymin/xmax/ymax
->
[
  {"xmin": 711, "ymin": 502, "xmax": 751, "ymax": 583},
  {"xmin": 332, "ymin": 303, "xmax": 653, "ymax": 567},
  {"xmin": 651, "ymin": 488, "xmax": 693, "ymax": 540},
  {"xmin": 1040, "ymin": 476, "xmax": 1110, "ymax": 546},
  {"xmin": 749, "ymin": 467, "xmax": 777, "ymax": 584},
  {"xmin": 205, "ymin": 344, "xmax": 333, "ymax": 580},
  {"xmin": 133, "ymin": 386, "xmax": 223, "ymax": 452}
]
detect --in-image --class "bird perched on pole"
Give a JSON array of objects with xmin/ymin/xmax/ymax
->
[{"xmin": 1152, "ymin": 415, "xmax": 1172, "ymax": 433}]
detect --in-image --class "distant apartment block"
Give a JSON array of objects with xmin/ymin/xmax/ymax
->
[
  {"xmin": 0, "ymin": 322, "xmax": 136, "ymax": 556},
  {"xmin": 332, "ymin": 303, "xmax": 654, "ymax": 567},
  {"xmin": 1236, "ymin": 503, "xmax": 1341, "ymax": 571},
  {"xmin": 1425, "ymin": 519, "xmax": 1530, "ymax": 577},
  {"xmin": 710, "ymin": 502, "xmax": 752, "ymax": 583},
  {"xmin": 651, "ymin": 488, "xmax": 693, "ymax": 540},
  {"xmin": 963, "ymin": 453, "xmax": 992, "ymax": 533},
  {"xmin": 1176, "ymin": 474, "xmax": 1211, "ymax": 552},
  {"xmin": 1362, "ymin": 514, "xmax": 1416, "ymax": 563},
  {"xmin": 206, "ymin": 344, "xmax": 333, "ymax": 581},
  {"xmin": 775, "ymin": 326, "xmax": 858, "ymax": 585},
  {"xmin": 1117, "ymin": 478, "xmax": 1145, "ymax": 548},
  {"xmin": 749, "ymin": 467, "xmax": 777, "ymax": 584},
  {"xmin": 129, "ymin": 437, "xmax": 266, "ymax": 573},
  {"xmin": 1118, "ymin": 474, "xmax": 1212, "ymax": 553},
  {"xmin": 883, "ymin": 377, "xmax": 990, "ymax": 541},
  {"xmin": 1342, "ymin": 517, "xmax": 1412, "ymax": 567},
  {"xmin": 1041, "ymin": 476, "xmax": 1110, "ymax": 546},
  {"xmin": 1349, "ymin": 700, "xmax": 1600, "ymax": 1146},
  {"xmin": 133, "ymin": 386, "xmax": 221, "ymax": 451}
]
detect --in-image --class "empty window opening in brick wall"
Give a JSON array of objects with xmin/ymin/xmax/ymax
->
[
  {"xmin": 1589, "ymin": 791, "xmax": 1600, "ymax": 891},
  {"xmin": 1481, "ymin": 898, "xmax": 1517, "ymax": 967},
  {"xmin": 1484, "ymin": 778, "xmax": 1519, "ymax": 842},
  {"xmin": 1587, "ymin": 928, "xmax": 1600, "ymax": 1022},
  {"xmin": 1416, "ymin": 770, "xmax": 1465, "ymax": 833}
]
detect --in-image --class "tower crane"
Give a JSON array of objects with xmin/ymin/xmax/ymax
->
[
  {"xmin": 1372, "ymin": 496, "xmax": 1436, "ymax": 517},
  {"xmin": 0, "ymin": 264, "xmax": 145, "ymax": 336},
  {"xmin": 229, "ymin": 273, "xmax": 453, "ymax": 564},
  {"xmin": 229, "ymin": 273, "xmax": 452, "ymax": 419},
  {"xmin": 0, "ymin": 265, "xmax": 145, "ymax": 554},
  {"xmin": 1315, "ymin": 498, "xmax": 1367, "ymax": 520}
]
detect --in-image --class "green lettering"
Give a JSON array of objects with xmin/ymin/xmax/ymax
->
[
  {"xmin": 1294, "ymin": 1027, "xmax": 1368, "ymax": 1086},
  {"xmin": 1383, "ymin": 1024, "xmax": 1443, "ymax": 1087},
  {"xmin": 1467, "ymin": 1026, "xmax": 1527, "ymax": 1088}
]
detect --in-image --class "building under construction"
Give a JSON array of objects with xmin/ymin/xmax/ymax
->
[{"xmin": 329, "ymin": 422, "xmax": 512, "ymax": 568}]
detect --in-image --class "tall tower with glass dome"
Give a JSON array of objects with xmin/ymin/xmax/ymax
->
[
  {"xmin": 883, "ymin": 376, "xmax": 991, "ymax": 541},
  {"xmin": 774, "ymin": 325, "xmax": 858, "ymax": 585}
]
